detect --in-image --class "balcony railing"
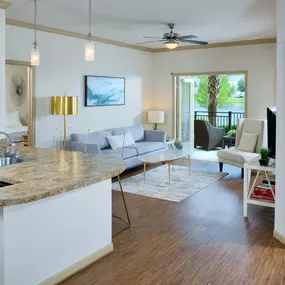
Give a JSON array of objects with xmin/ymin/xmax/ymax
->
[
  {"xmin": 194, "ymin": 111, "xmax": 245, "ymax": 131},
  {"xmin": 180, "ymin": 111, "xmax": 245, "ymax": 143}
]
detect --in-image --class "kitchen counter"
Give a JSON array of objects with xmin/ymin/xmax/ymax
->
[
  {"xmin": 0, "ymin": 146, "xmax": 125, "ymax": 206},
  {"xmin": 0, "ymin": 146, "xmax": 126, "ymax": 285}
]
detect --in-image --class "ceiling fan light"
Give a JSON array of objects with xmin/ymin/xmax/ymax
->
[{"xmin": 164, "ymin": 41, "xmax": 178, "ymax": 50}]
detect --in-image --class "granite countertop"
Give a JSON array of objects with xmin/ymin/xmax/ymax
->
[{"xmin": 0, "ymin": 147, "xmax": 125, "ymax": 206}]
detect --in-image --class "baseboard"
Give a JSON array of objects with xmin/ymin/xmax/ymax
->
[
  {"xmin": 40, "ymin": 243, "xmax": 114, "ymax": 285},
  {"xmin": 273, "ymin": 230, "xmax": 285, "ymax": 244}
]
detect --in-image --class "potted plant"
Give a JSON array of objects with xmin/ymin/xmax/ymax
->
[
  {"xmin": 259, "ymin": 148, "xmax": 271, "ymax": 166},
  {"xmin": 227, "ymin": 129, "xmax": 237, "ymax": 137}
]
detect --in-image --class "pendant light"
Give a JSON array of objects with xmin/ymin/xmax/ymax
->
[
  {"xmin": 85, "ymin": 0, "xmax": 95, "ymax": 61},
  {"xmin": 31, "ymin": 0, "xmax": 40, "ymax": 66}
]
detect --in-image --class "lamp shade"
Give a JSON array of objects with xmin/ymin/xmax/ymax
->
[
  {"xmin": 85, "ymin": 41, "xmax": 95, "ymax": 61},
  {"xmin": 148, "ymin": 111, "xmax": 164, "ymax": 124},
  {"xmin": 164, "ymin": 41, "xmax": 178, "ymax": 50},
  {"xmin": 31, "ymin": 48, "xmax": 40, "ymax": 66},
  {"xmin": 51, "ymin": 96, "xmax": 78, "ymax": 115}
]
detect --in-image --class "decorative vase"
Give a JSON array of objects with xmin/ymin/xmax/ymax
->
[
  {"xmin": 174, "ymin": 140, "xmax": 183, "ymax": 150},
  {"xmin": 259, "ymin": 158, "xmax": 269, "ymax": 166}
]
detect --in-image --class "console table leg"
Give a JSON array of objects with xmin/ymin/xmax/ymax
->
[
  {"xmin": 188, "ymin": 155, "xmax": 190, "ymax": 176},
  {"xmin": 144, "ymin": 163, "xmax": 146, "ymax": 184},
  {"xmin": 168, "ymin": 161, "xmax": 171, "ymax": 185},
  {"xmin": 243, "ymin": 167, "xmax": 248, "ymax": 218}
]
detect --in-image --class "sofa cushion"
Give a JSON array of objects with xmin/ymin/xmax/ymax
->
[
  {"xmin": 87, "ymin": 131, "xmax": 112, "ymax": 149},
  {"xmin": 135, "ymin": 141, "xmax": 164, "ymax": 155},
  {"xmin": 71, "ymin": 133, "xmax": 88, "ymax": 143},
  {"xmin": 112, "ymin": 124, "xmax": 144, "ymax": 142},
  {"xmin": 101, "ymin": 147, "xmax": 138, "ymax": 159},
  {"xmin": 217, "ymin": 148, "xmax": 259, "ymax": 164}
]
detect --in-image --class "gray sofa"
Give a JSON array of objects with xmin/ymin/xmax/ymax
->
[{"xmin": 66, "ymin": 124, "xmax": 166, "ymax": 170}]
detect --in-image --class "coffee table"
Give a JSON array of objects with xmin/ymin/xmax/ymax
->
[{"xmin": 139, "ymin": 149, "xmax": 190, "ymax": 185}]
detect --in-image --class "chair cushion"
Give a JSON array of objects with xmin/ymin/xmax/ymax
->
[
  {"xmin": 238, "ymin": 132, "xmax": 258, "ymax": 153},
  {"xmin": 112, "ymin": 124, "xmax": 144, "ymax": 142},
  {"xmin": 217, "ymin": 148, "xmax": 259, "ymax": 164},
  {"xmin": 135, "ymin": 141, "xmax": 164, "ymax": 155},
  {"xmin": 101, "ymin": 147, "xmax": 138, "ymax": 159}
]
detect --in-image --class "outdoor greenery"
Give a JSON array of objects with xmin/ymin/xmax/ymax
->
[
  {"xmin": 227, "ymin": 129, "xmax": 237, "ymax": 137},
  {"xmin": 225, "ymin": 98, "xmax": 244, "ymax": 104},
  {"xmin": 195, "ymin": 75, "xmax": 236, "ymax": 108},
  {"xmin": 237, "ymin": 78, "xmax": 245, "ymax": 92},
  {"xmin": 220, "ymin": 124, "xmax": 237, "ymax": 133}
]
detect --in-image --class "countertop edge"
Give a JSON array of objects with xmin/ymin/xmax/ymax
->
[{"xmin": 0, "ymin": 166, "xmax": 125, "ymax": 207}]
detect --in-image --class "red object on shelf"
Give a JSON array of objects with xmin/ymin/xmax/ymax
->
[{"xmin": 250, "ymin": 184, "xmax": 276, "ymax": 202}]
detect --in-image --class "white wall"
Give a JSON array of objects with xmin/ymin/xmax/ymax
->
[
  {"xmin": 275, "ymin": 0, "xmax": 285, "ymax": 239},
  {"xmin": 6, "ymin": 25, "xmax": 154, "ymax": 147},
  {"xmin": 0, "ymin": 9, "xmax": 6, "ymax": 130},
  {"xmin": 153, "ymin": 44, "xmax": 276, "ymax": 136},
  {"xmin": 5, "ymin": 64, "xmax": 28, "ymax": 124}
]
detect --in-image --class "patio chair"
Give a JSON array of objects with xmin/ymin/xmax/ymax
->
[
  {"xmin": 217, "ymin": 119, "xmax": 265, "ymax": 176},
  {"xmin": 194, "ymin": 120, "xmax": 225, "ymax": 151}
]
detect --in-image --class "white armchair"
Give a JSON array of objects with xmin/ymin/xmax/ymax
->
[{"xmin": 217, "ymin": 119, "xmax": 265, "ymax": 176}]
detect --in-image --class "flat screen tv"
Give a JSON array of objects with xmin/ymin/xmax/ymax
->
[{"xmin": 267, "ymin": 107, "xmax": 276, "ymax": 158}]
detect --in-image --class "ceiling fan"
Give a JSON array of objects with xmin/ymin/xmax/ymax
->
[{"xmin": 137, "ymin": 23, "xmax": 208, "ymax": 50}]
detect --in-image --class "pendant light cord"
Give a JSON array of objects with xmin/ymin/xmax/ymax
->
[
  {"xmin": 88, "ymin": 0, "xmax": 92, "ymax": 40},
  {"xmin": 33, "ymin": 0, "xmax": 37, "ymax": 49}
]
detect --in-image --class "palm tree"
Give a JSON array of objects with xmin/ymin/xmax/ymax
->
[{"xmin": 208, "ymin": 75, "xmax": 220, "ymax": 126}]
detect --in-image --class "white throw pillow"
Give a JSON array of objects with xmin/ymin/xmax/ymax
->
[
  {"xmin": 6, "ymin": 111, "xmax": 22, "ymax": 127},
  {"xmin": 123, "ymin": 131, "xmax": 135, "ymax": 147},
  {"xmin": 107, "ymin": 135, "xmax": 125, "ymax": 150},
  {"xmin": 238, "ymin": 132, "xmax": 258, "ymax": 153}
]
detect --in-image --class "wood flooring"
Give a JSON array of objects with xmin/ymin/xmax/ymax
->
[{"xmin": 61, "ymin": 160, "xmax": 285, "ymax": 285}]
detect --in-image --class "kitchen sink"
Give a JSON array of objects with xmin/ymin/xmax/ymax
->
[{"xmin": 0, "ymin": 157, "xmax": 24, "ymax": 168}]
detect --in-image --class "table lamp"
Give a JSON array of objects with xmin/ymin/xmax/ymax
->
[
  {"xmin": 51, "ymin": 96, "xmax": 78, "ymax": 148},
  {"xmin": 148, "ymin": 111, "xmax": 164, "ymax": 130}
]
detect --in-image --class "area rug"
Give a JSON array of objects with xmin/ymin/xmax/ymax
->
[{"xmin": 113, "ymin": 165, "xmax": 228, "ymax": 202}]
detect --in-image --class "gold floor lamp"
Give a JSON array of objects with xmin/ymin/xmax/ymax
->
[{"xmin": 51, "ymin": 96, "xmax": 78, "ymax": 148}]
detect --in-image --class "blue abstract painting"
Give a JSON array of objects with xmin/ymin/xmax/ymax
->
[{"xmin": 85, "ymin": 76, "xmax": 125, "ymax": 107}]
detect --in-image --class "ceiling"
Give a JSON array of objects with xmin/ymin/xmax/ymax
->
[{"xmin": 6, "ymin": 0, "xmax": 276, "ymax": 49}]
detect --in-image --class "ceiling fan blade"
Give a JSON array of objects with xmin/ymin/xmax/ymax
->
[
  {"xmin": 136, "ymin": 40, "xmax": 164, "ymax": 44},
  {"xmin": 143, "ymin": 36, "xmax": 163, "ymax": 39},
  {"xmin": 178, "ymin": 35, "xmax": 198, "ymax": 40},
  {"xmin": 179, "ymin": 39, "xmax": 208, "ymax": 45}
]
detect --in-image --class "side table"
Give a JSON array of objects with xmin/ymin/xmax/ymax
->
[
  {"xmin": 243, "ymin": 158, "xmax": 275, "ymax": 218},
  {"xmin": 222, "ymin": 135, "xmax": 236, "ymax": 149}
]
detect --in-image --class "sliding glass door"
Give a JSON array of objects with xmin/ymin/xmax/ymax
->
[{"xmin": 173, "ymin": 75, "xmax": 195, "ymax": 148}]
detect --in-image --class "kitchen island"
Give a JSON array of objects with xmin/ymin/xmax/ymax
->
[{"xmin": 0, "ymin": 147, "xmax": 125, "ymax": 285}]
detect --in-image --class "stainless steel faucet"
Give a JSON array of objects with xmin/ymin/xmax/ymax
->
[{"xmin": 0, "ymin": 132, "xmax": 13, "ymax": 157}]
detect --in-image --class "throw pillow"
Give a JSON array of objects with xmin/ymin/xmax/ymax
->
[
  {"xmin": 238, "ymin": 132, "xmax": 258, "ymax": 153},
  {"xmin": 107, "ymin": 135, "xmax": 125, "ymax": 150},
  {"xmin": 123, "ymin": 131, "xmax": 135, "ymax": 147}
]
